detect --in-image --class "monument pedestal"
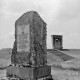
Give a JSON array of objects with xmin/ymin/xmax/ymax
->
[{"xmin": 7, "ymin": 65, "xmax": 51, "ymax": 80}]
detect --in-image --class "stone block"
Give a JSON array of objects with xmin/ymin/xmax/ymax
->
[{"xmin": 7, "ymin": 65, "xmax": 51, "ymax": 79}]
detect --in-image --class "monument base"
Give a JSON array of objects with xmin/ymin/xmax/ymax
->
[{"xmin": 6, "ymin": 65, "xmax": 51, "ymax": 80}]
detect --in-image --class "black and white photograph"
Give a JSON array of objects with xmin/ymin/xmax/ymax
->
[{"xmin": 0, "ymin": 0, "xmax": 80, "ymax": 80}]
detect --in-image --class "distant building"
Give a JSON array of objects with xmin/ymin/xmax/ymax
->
[{"xmin": 51, "ymin": 35, "xmax": 63, "ymax": 50}]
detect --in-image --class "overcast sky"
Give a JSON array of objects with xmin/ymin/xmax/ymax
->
[{"xmin": 0, "ymin": 0, "xmax": 80, "ymax": 49}]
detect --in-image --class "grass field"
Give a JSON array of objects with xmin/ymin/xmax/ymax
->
[
  {"xmin": 0, "ymin": 48, "xmax": 80, "ymax": 80},
  {"xmin": 48, "ymin": 49, "xmax": 80, "ymax": 80}
]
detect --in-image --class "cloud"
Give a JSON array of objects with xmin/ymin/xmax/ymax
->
[
  {"xmin": 1, "ymin": 0, "xmax": 80, "ymax": 20},
  {"xmin": 5, "ymin": 0, "xmax": 36, "ymax": 13},
  {"xmin": 0, "ymin": 0, "xmax": 61, "ymax": 21},
  {"xmin": 64, "ymin": 33, "xmax": 80, "ymax": 49},
  {"xmin": 0, "ymin": 0, "xmax": 80, "ymax": 49},
  {"xmin": 56, "ymin": 0, "xmax": 80, "ymax": 20},
  {"xmin": 0, "ymin": 31, "xmax": 14, "ymax": 49}
]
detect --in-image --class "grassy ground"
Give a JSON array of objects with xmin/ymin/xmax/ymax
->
[
  {"xmin": 47, "ymin": 49, "xmax": 80, "ymax": 80},
  {"xmin": 0, "ymin": 48, "xmax": 80, "ymax": 80}
]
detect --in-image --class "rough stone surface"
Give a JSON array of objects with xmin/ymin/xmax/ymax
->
[
  {"xmin": 7, "ymin": 65, "xmax": 51, "ymax": 79},
  {"xmin": 11, "ymin": 11, "xmax": 47, "ymax": 66}
]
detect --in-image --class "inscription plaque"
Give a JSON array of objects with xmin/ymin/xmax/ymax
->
[{"xmin": 17, "ymin": 25, "xmax": 30, "ymax": 52}]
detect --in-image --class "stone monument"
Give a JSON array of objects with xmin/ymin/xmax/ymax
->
[
  {"xmin": 7, "ymin": 11, "xmax": 52, "ymax": 80},
  {"xmin": 51, "ymin": 35, "xmax": 63, "ymax": 50}
]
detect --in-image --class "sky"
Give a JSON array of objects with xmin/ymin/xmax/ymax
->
[{"xmin": 0, "ymin": 0, "xmax": 80, "ymax": 49}]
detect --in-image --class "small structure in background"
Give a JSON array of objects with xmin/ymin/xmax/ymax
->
[{"xmin": 51, "ymin": 35, "xmax": 63, "ymax": 50}]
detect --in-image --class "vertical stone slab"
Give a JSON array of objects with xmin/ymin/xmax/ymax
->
[{"xmin": 11, "ymin": 11, "xmax": 47, "ymax": 66}]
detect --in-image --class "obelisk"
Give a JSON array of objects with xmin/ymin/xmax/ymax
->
[{"xmin": 7, "ymin": 11, "xmax": 52, "ymax": 80}]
